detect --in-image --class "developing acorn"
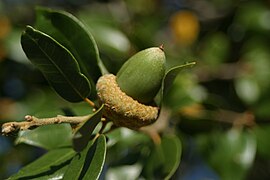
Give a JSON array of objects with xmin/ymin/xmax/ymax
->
[{"xmin": 96, "ymin": 46, "xmax": 166, "ymax": 130}]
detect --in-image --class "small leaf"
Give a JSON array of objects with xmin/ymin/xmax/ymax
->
[
  {"xmin": 64, "ymin": 134, "xmax": 107, "ymax": 180},
  {"xmin": 73, "ymin": 104, "xmax": 104, "ymax": 152},
  {"xmin": 21, "ymin": 26, "xmax": 91, "ymax": 102},
  {"xmin": 158, "ymin": 62, "xmax": 196, "ymax": 106},
  {"xmin": 9, "ymin": 148, "xmax": 75, "ymax": 179},
  {"xmin": 142, "ymin": 135, "xmax": 182, "ymax": 179},
  {"xmin": 15, "ymin": 124, "xmax": 73, "ymax": 150},
  {"xmin": 35, "ymin": 7, "xmax": 108, "ymax": 81}
]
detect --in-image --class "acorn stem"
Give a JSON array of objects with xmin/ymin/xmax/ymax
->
[
  {"xmin": 84, "ymin": 98, "xmax": 96, "ymax": 108},
  {"xmin": 159, "ymin": 44, "xmax": 164, "ymax": 51}
]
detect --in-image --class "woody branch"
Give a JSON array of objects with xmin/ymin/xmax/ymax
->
[{"xmin": 1, "ymin": 114, "xmax": 92, "ymax": 136}]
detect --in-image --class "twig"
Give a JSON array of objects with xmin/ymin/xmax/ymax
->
[{"xmin": 1, "ymin": 114, "xmax": 92, "ymax": 136}]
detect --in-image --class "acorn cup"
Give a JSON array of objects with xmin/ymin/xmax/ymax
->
[{"xmin": 96, "ymin": 46, "xmax": 166, "ymax": 130}]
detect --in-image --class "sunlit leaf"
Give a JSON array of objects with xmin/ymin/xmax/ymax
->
[
  {"xmin": 16, "ymin": 124, "xmax": 72, "ymax": 150},
  {"xmin": 234, "ymin": 2, "xmax": 270, "ymax": 32},
  {"xmin": 21, "ymin": 26, "xmax": 91, "ymax": 102},
  {"xmin": 72, "ymin": 104, "xmax": 104, "ymax": 152},
  {"xmin": 208, "ymin": 128, "xmax": 256, "ymax": 180},
  {"xmin": 86, "ymin": 24, "xmax": 131, "ymax": 56},
  {"xmin": 235, "ymin": 76, "xmax": 260, "ymax": 104},
  {"xmin": 105, "ymin": 164, "xmax": 142, "ymax": 180},
  {"xmin": 8, "ymin": 148, "xmax": 75, "ymax": 179},
  {"xmin": 64, "ymin": 134, "xmax": 106, "ymax": 180}
]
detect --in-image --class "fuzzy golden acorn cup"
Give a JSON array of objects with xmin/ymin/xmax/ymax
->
[{"xmin": 96, "ymin": 47, "xmax": 166, "ymax": 130}]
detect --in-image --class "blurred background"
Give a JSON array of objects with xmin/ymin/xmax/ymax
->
[{"xmin": 1, "ymin": 0, "xmax": 270, "ymax": 179}]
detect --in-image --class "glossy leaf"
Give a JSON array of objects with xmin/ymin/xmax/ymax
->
[
  {"xmin": 9, "ymin": 148, "xmax": 75, "ymax": 179},
  {"xmin": 87, "ymin": 24, "xmax": 131, "ymax": 56},
  {"xmin": 73, "ymin": 104, "xmax": 104, "ymax": 152},
  {"xmin": 35, "ymin": 7, "xmax": 108, "ymax": 83},
  {"xmin": 105, "ymin": 164, "xmax": 142, "ymax": 180},
  {"xmin": 158, "ymin": 62, "xmax": 196, "ymax": 105},
  {"xmin": 64, "ymin": 134, "xmax": 107, "ymax": 180},
  {"xmin": 142, "ymin": 135, "xmax": 182, "ymax": 179},
  {"xmin": 21, "ymin": 26, "xmax": 91, "ymax": 102},
  {"xmin": 30, "ymin": 163, "xmax": 69, "ymax": 180},
  {"xmin": 15, "ymin": 124, "xmax": 73, "ymax": 150}
]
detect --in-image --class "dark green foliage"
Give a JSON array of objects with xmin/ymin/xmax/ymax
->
[
  {"xmin": 14, "ymin": 8, "xmax": 187, "ymax": 179},
  {"xmin": 64, "ymin": 135, "xmax": 106, "ymax": 180},
  {"xmin": 8, "ymin": 148, "xmax": 76, "ymax": 179},
  {"xmin": 21, "ymin": 26, "xmax": 91, "ymax": 102},
  {"xmin": 35, "ymin": 7, "xmax": 107, "ymax": 87},
  {"xmin": 5, "ymin": 1, "xmax": 270, "ymax": 179}
]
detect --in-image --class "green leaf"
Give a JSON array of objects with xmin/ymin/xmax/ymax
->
[
  {"xmin": 35, "ymin": 7, "xmax": 108, "ymax": 82},
  {"xmin": 15, "ymin": 124, "xmax": 73, "ymax": 150},
  {"xmin": 235, "ymin": 76, "xmax": 260, "ymax": 104},
  {"xmin": 73, "ymin": 105, "xmax": 104, "ymax": 152},
  {"xmin": 161, "ymin": 135, "xmax": 182, "ymax": 179},
  {"xmin": 64, "ymin": 134, "xmax": 107, "ymax": 180},
  {"xmin": 200, "ymin": 32, "xmax": 230, "ymax": 66},
  {"xmin": 142, "ymin": 135, "xmax": 182, "ymax": 179},
  {"xmin": 105, "ymin": 164, "xmax": 142, "ymax": 180},
  {"xmin": 208, "ymin": 128, "xmax": 256, "ymax": 180},
  {"xmin": 254, "ymin": 125, "xmax": 270, "ymax": 158},
  {"xmin": 9, "ymin": 148, "xmax": 75, "ymax": 179},
  {"xmin": 158, "ymin": 62, "xmax": 196, "ymax": 106},
  {"xmin": 21, "ymin": 25, "xmax": 91, "ymax": 102}
]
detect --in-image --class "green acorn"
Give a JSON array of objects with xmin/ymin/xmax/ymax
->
[
  {"xmin": 96, "ymin": 46, "xmax": 166, "ymax": 129},
  {"xmin": 116, "ymin": 46, "xmax": 166, "ymax": 104}
]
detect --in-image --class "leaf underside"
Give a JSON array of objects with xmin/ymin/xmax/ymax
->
[{"xmin": 158, "ymin": 62, "xmax": 196, "ymax": 106}]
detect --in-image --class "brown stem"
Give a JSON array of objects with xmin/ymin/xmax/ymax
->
[
  {"xmin": 84, "ymin": 98, "xmax": 96, "ymax": 108},
  {"xmin": 1, "ymin": 114, "xmax": 92, "ymax": 136}
]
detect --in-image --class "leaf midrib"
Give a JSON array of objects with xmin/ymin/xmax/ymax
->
[
  {"xmin": 19, "ymin": 149, "xmax": 75, "ymax": 176},
  {"xmin": 26, "ymin": 31, "xmax": 87, "ymax": 99}
]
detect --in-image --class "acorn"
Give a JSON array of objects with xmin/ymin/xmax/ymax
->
[
  {"xmin": 116, "ymin": 47, "xmax": 166, "ymax": 104},
  {"xmin": 96, "ymin": 46, "xmax": 166, "ymax": 130}
]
